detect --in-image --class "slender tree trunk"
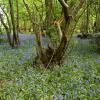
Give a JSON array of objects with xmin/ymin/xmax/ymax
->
[
  {"xmin": 0, "ymin": 7, "xmax": 11, "ymax": 33},
  {"xmin": 0, "ymin": 14, "xmax": 12, "ymax": 46},
  {"xmin": 16, "ymin": 0, "xmax": 20, "ymax": 44},
  {"xmin": 9, "ymin": 0, "xmax": 18, "ymax": 47},
  {"xmin": 86, "ymin": 0, "xmax": 89, "ymax": 33},
  {"xmin": 95, "ymin": 1, "xmax": 100, "ymax": 32}
]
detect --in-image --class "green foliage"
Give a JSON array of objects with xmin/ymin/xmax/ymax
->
[
  {"xmin": 0, "ymin": 38, "xmax": 8, "ymax": 43},
  {"xmin": 0, "ymin": 37, "xmax": 99, "ymax": 99},
  {"xmin": 0, "ymin": 0, "xmax": 100, "ymax": 99}
]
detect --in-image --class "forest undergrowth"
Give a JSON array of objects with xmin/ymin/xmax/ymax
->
[{"xmin": 0, "ymin": 34, "xmax": 100, "ymax": 100}]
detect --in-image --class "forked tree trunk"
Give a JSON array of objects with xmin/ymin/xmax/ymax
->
[
  {"xmin": 41, "ymin": 0, "xmax": 85, "ymax": 68},
  {"xmin": 23, "ymin": 0, "xmax": 85, "ymax": 68},
  {"xmin": 37, "ymin": 0, "xmax": 70, "ymax": 67}
]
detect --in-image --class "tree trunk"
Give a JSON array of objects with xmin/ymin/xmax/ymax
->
[
  {"xmin": 16, "ymin": 0, "xmax": 20, "ymax": 44},
  {"xmin": 95, "ymin": 2, "xmax": 100, "ymax": 32},
  {"xmin": 0, "ymin": 14, "xmax": 12, "ymax": 46},
  {"xmin": 23, "ymin": 0, "xmax": 85, "ymax": 68},
  {"xmin": 9, "ymin": 0, "xmax": 19, "ymax": 47}
]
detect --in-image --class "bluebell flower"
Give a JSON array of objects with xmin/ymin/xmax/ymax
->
[
  {"xmin": 96, "ymin": 59, "xmax": 100, "ymax": 63},
  {"xmin": 80, "ymin": 80, "xmax": 82, "ymax": 84},
  {"xmin": 66, "ymin": 91, "xmax": 70, "ymax": 98},
  {"xmin": 24, "ymin": 53, "xmax": 31, "ymax": 60},
  {"xmin": 19, "ymin": 60, "xmax": 24, "ymax": 65},
  {"xmin": 90, "ymin": 89, "xmax": 95, "ymax": 96},
  {"xmin": 86, "ymin": 80, "xmax": 90, "ymax": 84}
]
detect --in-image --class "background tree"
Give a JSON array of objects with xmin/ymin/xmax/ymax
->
[{"xmin": 8, "ymin": 0, "xmax": 19, "ymax": 47}]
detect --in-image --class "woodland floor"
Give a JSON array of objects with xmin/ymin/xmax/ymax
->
[{"xmin": 0, "ymin": 34, "xmax": 100, "ymax": 100}]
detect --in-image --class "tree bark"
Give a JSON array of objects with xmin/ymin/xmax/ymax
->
[
  {"xmin": 0, "ymin": 14, "xmax": 12, "ymax": 46},
  {"xmin": 9, "ymin": 0, "xmax": 19, "ymax": 47},
  {"xmin": 23, "ymin": 0, "xmax": 85, "ymax": 68}
]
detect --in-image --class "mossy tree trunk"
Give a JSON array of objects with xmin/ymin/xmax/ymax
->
[
  {"xmin": 23, "ymin": 0, "xmax": 85, "ymax": 68},
  {"xmin": 39, "ymin": 0, "xmax": 85, "ymax": 68}
]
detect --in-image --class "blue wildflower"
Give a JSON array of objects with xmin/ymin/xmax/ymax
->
[
  {"xmin": 24, "ymin": 53, "xmax": 31, "ymax": 60},
  {"xmin": 86, "ymin": 80, "xmax": 90, "ymax": 84},
  {"xmin": 96, "ymin": 59, "xmax": 100, "ymax": 63},
  {"xmin": 19, "ymin": 60, "xmax": 24, "ymax": 65},
  {"xmin": 90, "ymin": 89, "xmax": 95, "ymax": 96}
]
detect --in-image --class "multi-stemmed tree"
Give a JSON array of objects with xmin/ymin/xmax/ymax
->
[{"xmin": 23, "ymin": 0, "xmax": 85, "ymax": 68}]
